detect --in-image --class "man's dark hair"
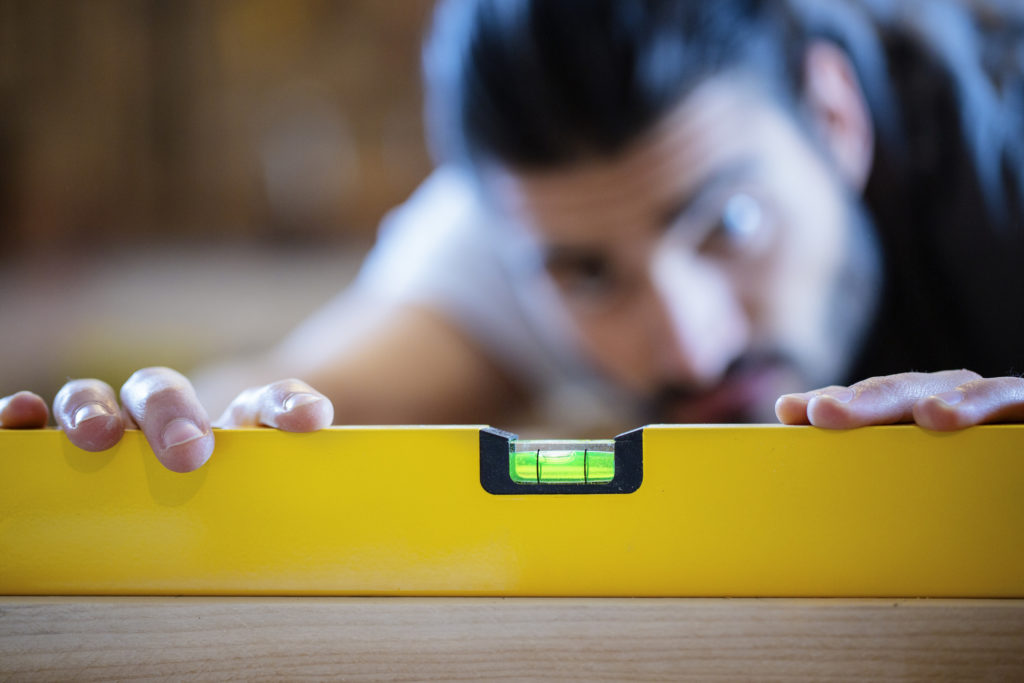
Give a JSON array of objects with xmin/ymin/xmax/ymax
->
[
  {"xmin": 423, "ymin": 0, "xmax": 1024, "ymax": 380},
  {"xmin": 424, "ymin": 0, "xmax": 801, "ymax": 168}
]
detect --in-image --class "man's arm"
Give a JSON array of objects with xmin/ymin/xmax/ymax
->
[{"xmin": 194, "ymin": 297, "xmax": 527, "ymax": 426}]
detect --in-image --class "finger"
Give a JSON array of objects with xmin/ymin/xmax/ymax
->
[
  {"xmin": 0, "ymin": 391, "xmax": 49, "ymax": 428},
  {"xmin": 774, "ymin": 385, "xmax": 850, "ymax": 425},
  {"xmin": 120, "ymin": 367, "xmax": 214, "ymax": 473},
  {"xmin": 913, "ymin": 376, "xmax": 1024, "ymax": 430},
  {"xmin": 215, "ymin": 379, "xmax": 333, "ymax": 432},
  {"xmin": 805, "ymin": 369, "xmax": 982, "ymax": 429},
  {"xmin": 53, "ymin": 379, "xmax": 124, "ymax": 451}
]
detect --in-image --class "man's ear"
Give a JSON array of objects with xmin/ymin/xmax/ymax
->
[{"xmin": 803, "ymin": 41, "xmax": 875, "ymax": 191}]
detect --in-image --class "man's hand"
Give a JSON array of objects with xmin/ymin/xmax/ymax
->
[
  {"xmin": 0, "ymin": 367, "xmax": 333, "ymax": 472},
  {"xmin": 775, "ymin": 369, "xmax": 1024, "ymax": 429}
]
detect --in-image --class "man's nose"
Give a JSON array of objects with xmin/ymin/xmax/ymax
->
[{"xmin": 647, "ymin": 248, "xmax": 750, "ymax": 387}]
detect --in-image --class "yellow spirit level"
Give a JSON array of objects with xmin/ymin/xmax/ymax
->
[{"xmin": 1, "ymin": 424, "xmax": 1023, "ymax": 596}]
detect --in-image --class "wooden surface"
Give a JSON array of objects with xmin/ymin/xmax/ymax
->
[{"xmin": 2, "ymin": 598, "xmax": 1023, "ymax": 680}]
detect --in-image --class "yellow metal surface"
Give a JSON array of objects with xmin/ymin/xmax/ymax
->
[{"xmin": 1, "ymin": 424, "xmax": 1023, "ymax": 596}]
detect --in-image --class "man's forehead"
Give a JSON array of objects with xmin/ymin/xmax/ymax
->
[{"xmin": 484, "ymin": 76, "xmax": 775, "ymax": 236}]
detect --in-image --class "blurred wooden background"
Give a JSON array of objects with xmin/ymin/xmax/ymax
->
[
  {"xmin": 0, "ymin": 0, "xmax": 435, "ymax": 250},
  {"xmin": 0, "ymin": 0, "xmax": 438, "ymax": 403}
]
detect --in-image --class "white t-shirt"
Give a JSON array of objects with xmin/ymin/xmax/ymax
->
[{"xmin": 353, "ymin": 166, "xmax": 634, "ymax": 430}]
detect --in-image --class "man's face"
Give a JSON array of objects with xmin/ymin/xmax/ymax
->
[{"xmin": 486, "ymin": 75, "xmax": 881, "ymax": 423}]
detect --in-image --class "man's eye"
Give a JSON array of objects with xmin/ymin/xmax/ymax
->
[
  {"xmin": 547, "ymin": 255, "xmax": 618, "ymax": 300},
  {"xmin": 700, "ymin": 193, "xmax": 764, "ymax": 255}
]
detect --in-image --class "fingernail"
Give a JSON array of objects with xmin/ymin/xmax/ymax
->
[
  {"xmin": 161, "ymin": 419, "xmax": 206, "ymax": 448},
  {"xmin": 283, "ymin": 392, "xmax": 321, "ymax": 411},
  {"xmin": 821, "ymin": 387, "xmax": 855, "ymax": 403},
  {"xmin": 72, "ymin": 402, "xmax": 115, "ymax": 428},
  {"xmin": 932, "ymin": 390, "xmax": 965, "ymax": 406}
]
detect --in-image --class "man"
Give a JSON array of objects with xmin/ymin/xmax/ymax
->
[{"xmin": 2, "ymin": 0, "xmax": 1024, "ymax": 473}]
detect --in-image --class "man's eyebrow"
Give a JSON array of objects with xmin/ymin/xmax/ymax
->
[
  {"xmin": 657, "ymin": 160, "xmax": 755, "ymax": 231},
  {"xmin": 542, "ymin": 243, "xmax": 606, "ymax": 271}
]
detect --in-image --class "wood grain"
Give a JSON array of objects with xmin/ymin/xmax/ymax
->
[{"xmin": 2, "ymin": 598, "xmax": 1023, "ymax": 681}]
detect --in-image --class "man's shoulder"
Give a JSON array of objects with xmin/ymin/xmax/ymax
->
[{"xmin": 388, "ymin": 165, "xmax": 491, "ymax": 229}]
